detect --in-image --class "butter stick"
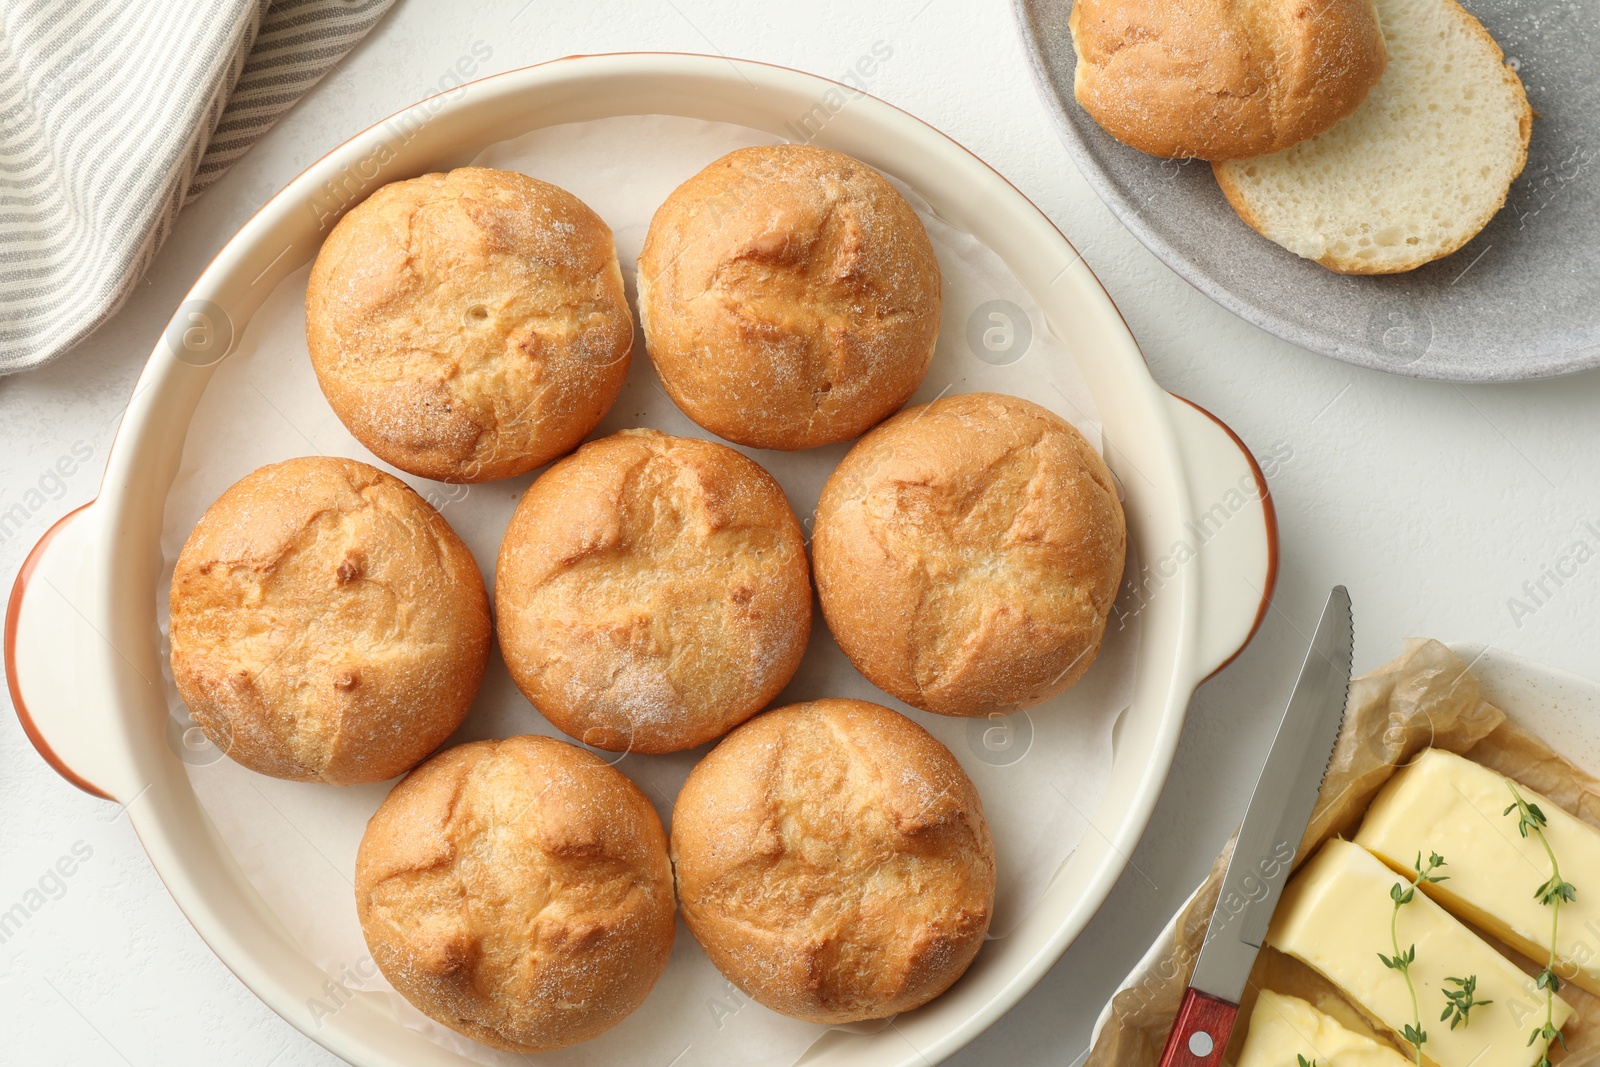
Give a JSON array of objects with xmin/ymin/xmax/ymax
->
[
  {"xmin": 1237, "ymin": 991, "xmax": 1412, "ymax": 1067},
  {"xmin": 1266, "ymin": 839, "xmax": 1572, "ymax": 1067},
  {"xmin": 1356, "ymin": 748, "xmax": 1600, "ymax": 996}
]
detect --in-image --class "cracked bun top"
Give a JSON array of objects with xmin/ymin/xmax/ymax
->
[
  {"xmin": 495, "ymin": 429, "xmax": 811, "ymax": 754},
  {"xmin": 812, "ymin": 393, "xmax": 1126, "ymax": 717},
  {"xmin": 306, "ymin": 167, "xmax": 633, "ymax": 482},
  {"xmin": 1069, "ymin": 0, "xmax": 1387, "ymax": 160},
  {"xmin": 636, "ymin": 144, "xmax": 940, "ymax": 451},
  {"xmin": 355, "ymin": 736, "xmax": 676, "ymax": 1053},
  {"xmin": 670, "ymin": 698, "xmax": 995, "ymax": 1024},
  {"xmin": 168, "ymin": 456, "xmax": 491, "ymax": 785}
]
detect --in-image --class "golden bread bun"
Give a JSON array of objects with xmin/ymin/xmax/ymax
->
[
  {"xmin": 813, "ymin": 393, "xmax": 1125, "ymax": 717},
  {"xmin": 496, "ymin": 429, "xmax": 811, "ymax": 754},
  {"xmin": 306, "ymin": 167, "xmax": 632, "ymax": 482},
  {"xmin": 636, "ymin": 144, "xmax": 940, "ymax": 450},
  {"xmin": 355, "ymin": 736, "xmax": 675, "ymax": 1052},
  {"xmin": 1069, "ymin": 0, "xmax": 1387, "ymax": 160},
  {"xmin": 169, "ymin": 457, "xmax": 490, "ymax": 785},
  {"xmin": 670, "ymin": 699, "xmax": 994, "ymax": 1023}
]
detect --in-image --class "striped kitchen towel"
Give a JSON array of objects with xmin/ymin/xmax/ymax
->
[{"xmin": 0, "ymin": 0, "xmax": 396, "ymax": 375}]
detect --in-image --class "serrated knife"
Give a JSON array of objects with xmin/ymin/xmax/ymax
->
[{"xmin": 1156, "ymin": 585, "xmax": 1355, "ymax": 1067}]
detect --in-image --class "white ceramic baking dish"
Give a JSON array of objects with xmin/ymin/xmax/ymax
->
[{"xmin": 4, "ymin": 54, "xmax": 1276, "ymax": 1067}]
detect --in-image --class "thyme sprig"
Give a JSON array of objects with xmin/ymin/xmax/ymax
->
[
  {"xmin": 1505, "ymin": 784, "xmax": 1576, "ymax": 1067},
  {"xmin": 1440, "ymin": 974, "xmax": 1491, "ymax": 1030},
  {"xmin": 1379, "ymin": 851, "xmax": 1448, "ymax": 1067}
]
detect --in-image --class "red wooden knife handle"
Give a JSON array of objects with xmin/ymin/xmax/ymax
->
[{"xmin": 1158, "ymin": 988, "xmax": 1239, "ymax": 1067}]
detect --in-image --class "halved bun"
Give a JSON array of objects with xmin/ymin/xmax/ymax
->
[{"xmin": 1213, "ymin": 0, "xmax": 1531, "ymax": 274}]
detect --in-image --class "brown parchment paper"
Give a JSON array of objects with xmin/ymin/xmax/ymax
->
[{"xmin": 1087, "ymin": 639, "xmax": 1600, "ymax": 1067}]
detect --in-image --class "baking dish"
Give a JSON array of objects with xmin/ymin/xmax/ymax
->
[{"xmin": 4, "ymin": 54, "xmax": 1276, "ymax": 1067}]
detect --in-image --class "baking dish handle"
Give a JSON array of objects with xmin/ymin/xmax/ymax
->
[
  {"xmin": 1165, "ymin": 394, "xmax": 1279, "ymax": 681},
  {"xmin": 5, "ymin": 502, "xmax": 126, "ymax": 801}
]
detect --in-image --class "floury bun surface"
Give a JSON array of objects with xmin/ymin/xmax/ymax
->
[
  {"xmin": 495, "ymin": 429, "xmax": 812, "ymax": 754},
  {"xmin": 306, "ymin": 167, "xmax": 633, "ymax": 482},
  {"xmin": 670, "ymin": 699, "xmax": 996, "ymax": 1023},
  {"xmin": 813, "ymin": 393, "xmax": 1126, "ymax": 717},
  {"xmin": 636, "ymin": 144, "xmax": 941, "ymax": 451},
  {"xmin": 355, "ymin": 736, "xmax": 676, "ymax": 1052},
  {"xmin": 1069, "ymin": 0, "xmax": 1388, "ymax": 160},
  {"xmin": 168, "ymin": 456, "xmax": 491, "ymax": 785}
]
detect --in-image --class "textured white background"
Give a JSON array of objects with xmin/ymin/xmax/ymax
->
[{"xmin": 2, "ymin": 2, "xmax": 1596, "ymax": 1065}]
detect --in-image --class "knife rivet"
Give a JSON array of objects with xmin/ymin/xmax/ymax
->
[{"xmin": 1188, "ymin": 1032, "xmax": 1214, "ymax": 1057}]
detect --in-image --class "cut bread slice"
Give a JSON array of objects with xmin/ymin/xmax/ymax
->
[{"xmin": 1213, "ymin": 0, "xmax": 1531, "ymax": 274}]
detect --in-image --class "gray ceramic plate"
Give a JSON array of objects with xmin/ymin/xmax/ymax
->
[{"xmin": 1015, "ymin": 0, "xmax": 1600, "ymax": 382}]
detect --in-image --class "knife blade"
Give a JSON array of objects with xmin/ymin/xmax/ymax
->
[{"xmin": 1156, "ymin": 585, "xmax": 1355, "ymax": 1067}]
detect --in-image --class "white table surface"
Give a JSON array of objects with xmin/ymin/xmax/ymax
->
[{"xmin": 2, "ymin": 1, "xmax": 1597, "ymax": 1064}]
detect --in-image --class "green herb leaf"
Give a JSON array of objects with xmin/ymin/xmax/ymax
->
[
  {"xmin": 1389, "ymin": 851, "xmax": 1446, "ymax": 1065},
  {"xmin": 1508, "ymin": 782, "xmax": 1573, "ymax": 1067},
  {"xmin": 1440, "ymin": 975, "xmax": 1490, "ymax": 1030}
]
